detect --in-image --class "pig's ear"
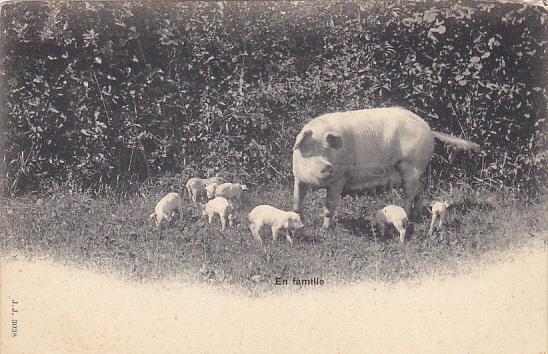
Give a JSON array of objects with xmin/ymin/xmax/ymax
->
[
  {"xmin": 324, "ymin": 132, "xmax": 342, "ymax": 150},
  {"xmin": 293, "ymin": 129, "xmax": 313, "ymax": 150},
  {"xmin": 281, "ymin": 214, "xmax": 292, "ymax": 228}
]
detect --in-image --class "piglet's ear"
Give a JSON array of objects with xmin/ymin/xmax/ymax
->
[
  {"xmin": 324, "ymin": 132, "xmax": 342, "ymax": 150},
  {"xmin": 293, "ymin": 129, "xmax": 313, "ymax": 151},
  {"xmin": 281, "ymin": 214, "xmax": 293, "ymax": 228}
]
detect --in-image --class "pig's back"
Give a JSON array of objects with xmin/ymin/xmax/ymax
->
[
  {"xmin": 310, "ymin": 107, "xmax": 430, "ymax": 135},
  {"xmin": 249, "ymin": 205, "xmax": 286, "ymax": 224}
]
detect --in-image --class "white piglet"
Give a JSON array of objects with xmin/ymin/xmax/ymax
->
[
  {"xmin": 248, "ymin": 205, "xmax": 304, "ymax": 245},
  {"xmin": 214, "ymin": 183, "xmax": 248, "ymax": 208},
  {"xmin": 202, "ymin": 197, "xmax": 235, "ymax": 231},
  {"xmin": 186, "ymin": 176, "xmax": 223, "ymax": 203},
  {"xmin": 149, "ymin": 192, "xmax": 184, "ymax": 229},
  {"xmin": 428, "ymin": 201, "xmax": 450, "ymax": 236},
  {"xmin": 373, "ymin": 205, "xmax": 409, "ymax": 243}
]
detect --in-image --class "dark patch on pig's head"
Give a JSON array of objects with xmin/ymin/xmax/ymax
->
[
  {"xmin": 293, "ymin": 129, "xmax": 313, "ymax": 151},
  {"xmin": 323, "ymin": 132, "xmax": 343, "ymax": 150}
]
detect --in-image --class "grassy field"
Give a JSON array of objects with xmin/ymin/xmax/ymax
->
[{"xmin": 1, "ymin": 174, "xmax": 546, "ymax": 295}]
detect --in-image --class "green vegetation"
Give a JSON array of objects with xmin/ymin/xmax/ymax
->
[
  {"xmin": 1, "ymin": 174, "xmax": 546, "ymax": 294},
  {"xmin": 1, "ymin": 1, "xmax": 546, "ymax": 193}
]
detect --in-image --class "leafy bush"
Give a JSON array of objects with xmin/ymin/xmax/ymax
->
[{"xmin": 1, "ymin": 1, "xmax": 546, "ymax": 194}]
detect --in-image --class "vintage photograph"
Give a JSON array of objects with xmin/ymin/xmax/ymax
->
[{"xmin": 1, "ymin": 1, "xmax": 546, "ymax": 353}]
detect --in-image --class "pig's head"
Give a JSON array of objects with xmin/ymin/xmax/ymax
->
[
  {"xmin": 374, "ymin": 209, "xmax": 386, "ymax": 225},
  {"xmin": 149, "ymin": 212, "xmax": 159, "ymax": 227},
  {"xmin": 283, "ymin": 212, "xmax": 304, "ymax": 230},
  {"xmin": 205, "ymin": 182, "xmax": 218, "ymax": 199},
  {"xmin": 293, "ymin": 128, "xmax": 343, "ymax": 184}
]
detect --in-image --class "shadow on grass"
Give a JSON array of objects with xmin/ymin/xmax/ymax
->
[
  {"xmin": 338, "ymin": 216, "xmax": 373, "ymax": 238},
  {"xmin": 451, "ymin": 200, "xmax": 496, "ymax": 214},
  {"xmin": 338, "ymin": 215, "xmax": 424, "ymax": 245},
  {"xmin": 295, "ymin": 229, "xmax": 321, "ymax": 244}
]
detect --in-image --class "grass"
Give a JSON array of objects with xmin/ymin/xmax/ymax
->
[{"xmin": 1, "ymin": 173, "xmax": 546, "ymax": 296}]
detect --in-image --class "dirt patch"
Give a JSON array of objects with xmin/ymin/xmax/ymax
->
[{"xmin": 1, "ymin": 241, "xmax": 546, "ymax": 354}]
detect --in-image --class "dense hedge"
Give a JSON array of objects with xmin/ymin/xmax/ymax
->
[{"xmin": 1, "ymin": 1, "xmax": 546, "ymax": 193}]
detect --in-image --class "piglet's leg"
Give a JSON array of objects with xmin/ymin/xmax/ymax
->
[
  {"xmin": 398, "ymin": 227, "xmax": 406, "ymax": 243},
  {"xmin": 249, "ymin": 223, "xmax": 262, "ymax": 243},
  {"xmin": 438, "ymin": 212, "xmax": 445, "ymax": 229},
  {"xmin": 271, "ymin": 226, "xmax": 281, "ymax": 243},
  {"xmin": 220, "ymin": 214, "xmax": 227, "ymax": 231},
  {"xmin": 428, "ymin": 216, "xmax": 436, "ymax": 236},
  {"xmin": 285, "ymin": 230, "xmax": 294, "ymax": 246}
]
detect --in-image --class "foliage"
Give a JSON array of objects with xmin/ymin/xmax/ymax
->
[{"xmin": 1, "ymin": 1, "xmax": 546, "ymax": 194}]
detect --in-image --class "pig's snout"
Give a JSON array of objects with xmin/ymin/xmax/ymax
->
[{"xmin": 319, "ymin": 163, "xmax": 334, "ymax": 179}]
